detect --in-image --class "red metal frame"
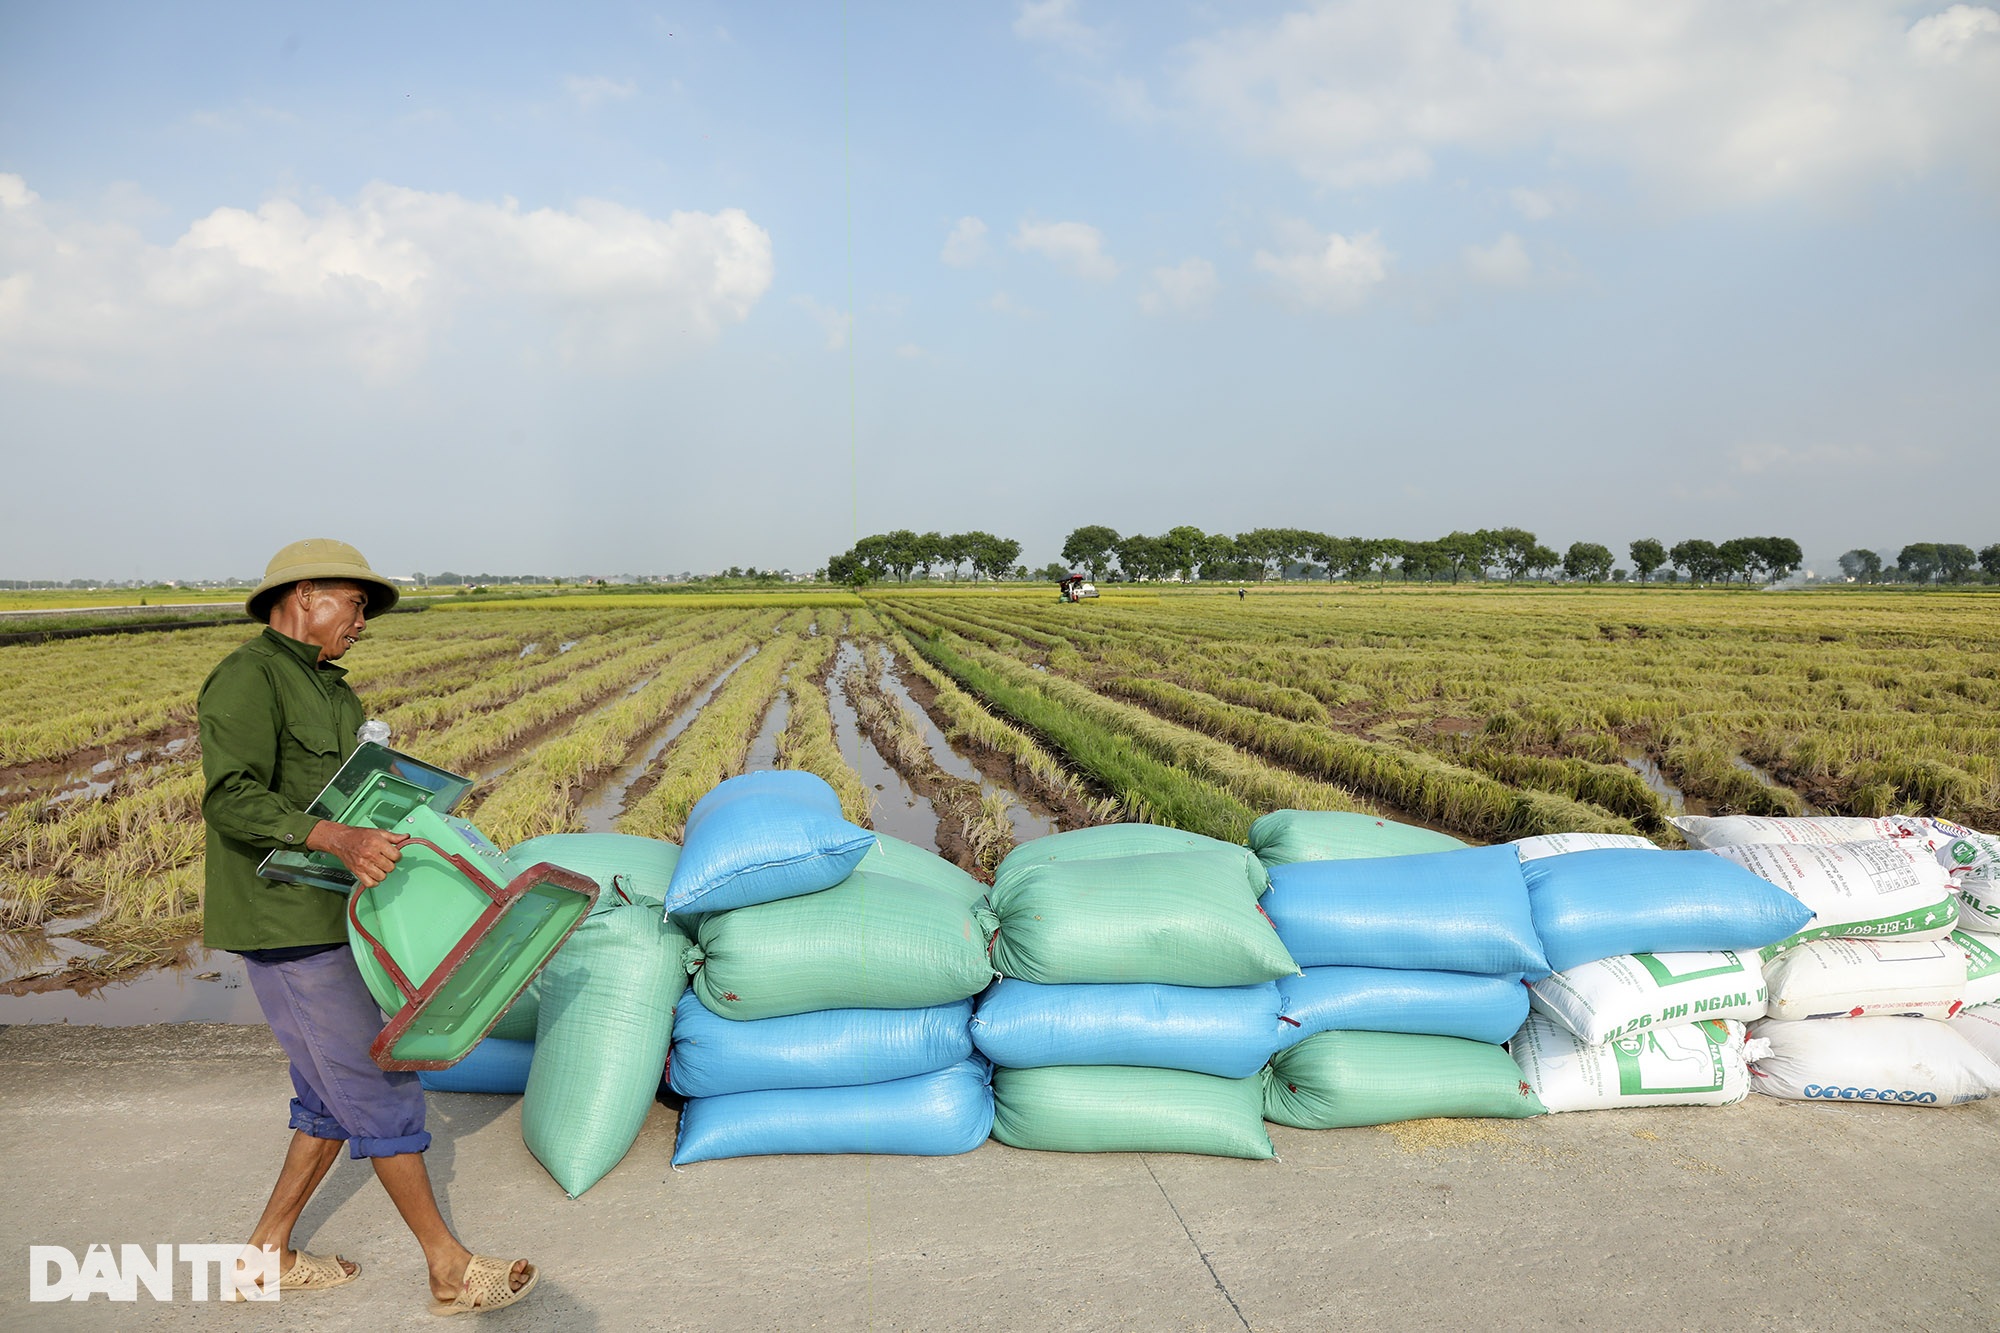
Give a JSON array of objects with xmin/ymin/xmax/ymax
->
[{"xmin": 347, "ymin": 837, "xmax": 600, "ymax": 1071}]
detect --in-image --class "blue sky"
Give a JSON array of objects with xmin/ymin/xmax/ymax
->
[{"xmin": 3, "ymin": 1, "xmax": 1997, "ymax": 580}]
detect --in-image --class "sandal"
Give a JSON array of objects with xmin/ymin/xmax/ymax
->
[
  {"xmin": 432, "ymin": 1254, "xmax": 538, "ymax": 1317},
  {"xmin": 222, "ymin": 1248, "xmax": 359, "ymax": 1300}
]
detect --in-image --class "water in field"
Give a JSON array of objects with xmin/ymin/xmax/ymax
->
[
  {"xmin": 742, "ymin": 689, "xmax": 792, "ymax": 771},
  {"xmin": 1622, "ymin": 749, "xmax": 1702, "ymax": 815},
  {"xmin": 1731, "ymin": 755, "xmax": 1823, "ymax": 816},
  {"xmin": 876, "ymin": 649, "xmax": 1058, "ymax": 842},
  {"xmin": 0, "ymin": 935, "xmax": 264, "ymax": 1025},
  {"xmin": 827, "ymin": 640, "xmax": 940, "ymax": 847},
  {"xmin": 573, "ymin": 648, "xmax": 754, "ymax": 834}
]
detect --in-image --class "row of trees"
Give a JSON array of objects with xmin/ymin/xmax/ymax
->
[
  {"xmin": 1057, "ymin": 527, "xmax": 1804, "ymax": 586},
  {"xmin": 1839, "ymin": 544, "xmax": 2000, "ymax": 584},
  {"xmin": 827, "ymin": 530, "xmax": 1024, "ymax": 585}
]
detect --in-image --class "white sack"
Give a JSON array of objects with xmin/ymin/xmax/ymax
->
[
  {"xmin": 1761, "ymin": 938, "xmax": 1966, "ymax": 1021},
  {"xmin": 1512, "ymin": 833, "xmax": 1659, "ymax": 862},
  {"xmin": 1950, "ymin": 1005, "xmax": 2000, "ymax": 1064},
  {"xmin": 1509, "ymin": 1014, "xmax": 1758, "ymax": 1113},
  {"xmin": 1959, "ymin": 931, "xmax": 2000, "ymax": 1008},
  {"xmin": 1706, "ymin": 840, "xmax": 1959, "ymax": 952},
  {"xmin": 1748, "ymin": 1016, "xmax": 2000, "ymax": 1106},
  {"xmin": 1670, "ymin": 815, "xmax": 1920, "ymax": 850},
  {"xmin": 1529, "ymin": 950, "xmax": 1764, "ymax": 1044}
]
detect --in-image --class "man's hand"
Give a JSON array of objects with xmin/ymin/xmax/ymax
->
[{"xmin": 306, "ymin": 821, "xmax": 409, "ymax": 888}]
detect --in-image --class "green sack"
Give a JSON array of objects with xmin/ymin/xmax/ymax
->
[
  {"xmin": 988, "ymin": 852, "xmax": 1298, "ymax": 986},
  {"xmin": 1261, "ymin": 1030, "xmax": 1545, "ymax": 1129},
  {"xmin": 1249, "ymin": 811, "xmax": 1467, "ymax": 867},
  {"xmin": 689, "ymin": 869, "xmax": 995, "ymax": 1021},
  {"xmin": 488, "ymin": 834, "xmax": 682, "ymax": 1040},
  {"xmin": 856, "ymin": 831, "xmax": 988, "ymax": 906},
  {"xmin": 1000, "ymin": 826, "xmax": 1267, "ymax": 900},
  {"xmin": 522, "ymin": 902, "xmax": 691, "ymax": 1197},
  {"xmin": 992, "ymin": 1065, "xmax": 1273, "ymax": 1159}
]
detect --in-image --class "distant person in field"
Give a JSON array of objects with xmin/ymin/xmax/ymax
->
[{"xmin": 198, "ymin": 538, "xmax": 537, "ymax": 1314}]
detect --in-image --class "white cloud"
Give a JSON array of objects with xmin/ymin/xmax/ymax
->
[
  {"xmin": 1253, "ymin": 225, "xmax": 1389, "ymax": 311},
  {"xmin": 985, "ymin": 290, "xmax": 1036, "ymax": 317},
  {"xmin": 1138, "ymin": 257, "xmax": 1219, "ymax": 316},
  {"xmin": 1014, "ymin": 0, "xmax": 1108, "ymax": 56},
  {"xmin": 1463, "ymin": 232, "xmax": 1532, "ymax": 286},
  {"xmin": 795, "ymin": 296, "xmax": 852, "ymax": 351},
  {"xmin": 566, "ymin": 75, "xmax": 637, "ymax": 109},
  {"xmin": 1011, "ymin": 219, "xmax": 1119, "ymax": 281},
  {"xmin": 1176, "ymin": 1, "xmax": 2000, "ymax": 206},
  {"xmin": 0, "ymin": 174, "xmax": 773, "ymax": 380},
  {"xmin": 895, "ymin": 343, "xmax": 925, "ymax": 359},
  {"xmin": 941, "ymin": 216, "xmax": 989, "ymax": 267},
  {"xmin": 1509, "ymin": 187, "xmax": 1556, "ymax": 220}
]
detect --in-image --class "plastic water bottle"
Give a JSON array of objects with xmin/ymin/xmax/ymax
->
[{"xmin": 356, "ymin": 720, "xmax": 392, "ymax": 747}]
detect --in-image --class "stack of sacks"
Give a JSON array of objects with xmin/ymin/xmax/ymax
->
[
  {"xmin": 666, "ymin": 773, "xmax": 995, "ymax": 1165},
  {"xmin": 1261, "ymin": 844, "xmax": 1548, "ymax": 1129},
  {"xmin": 983, "ymin": 827, "xmax": 1293, "ymax": 1159},
  {"xmin": 1665, "ymin": 815, "xmax": 1997, "ymax": 1108},
  {"xmin": 421, "ymin": 831, "xmax": 682, "ymax": 1097},
  {"xmin": 1510, "ymin": 846, "xmax": 1813, "ymax": 1111}
]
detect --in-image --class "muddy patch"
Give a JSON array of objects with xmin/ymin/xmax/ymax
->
[
  {"xmin": 878, "ymin": 652, "xmax": 1058, "ymax": 844},
  {"xmin": 1623, "ymin": 749, "xmax": 1710, "ymax": 818},
  {"xmin": 0, "ymin": 728, "xmax": 197, "ymax": 809},
  {"xmin": 0, "ymin": 936, "xmax": 264, "ymax": 1025}
]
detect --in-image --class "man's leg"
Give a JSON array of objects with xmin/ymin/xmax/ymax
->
[
  {"xmin": 244, "ymin": 1131, "xmax": 357, "ymax": 1280},
  {"xmin": 371, "ymin": 1153, "xmax": 531, "ymax": 1303}
]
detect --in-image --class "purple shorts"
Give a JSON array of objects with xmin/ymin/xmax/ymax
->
[{"xmin": 242, "ymin": 945, "xmax": 430, "ymax": 1159}]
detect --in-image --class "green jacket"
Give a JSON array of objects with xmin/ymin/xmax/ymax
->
[{"xmin": 199, "ymin": 627, "xmax": 364, "ymax": 952}]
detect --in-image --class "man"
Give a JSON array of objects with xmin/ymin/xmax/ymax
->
[{"xmin": 200, "ymin": 537, "xmax": 536, "ymax": 1314}]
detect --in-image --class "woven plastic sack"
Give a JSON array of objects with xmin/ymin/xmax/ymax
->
[
  {"xmin": 509, "ymin": 831, "xmax": 679, "ymax": 908},
  {"xmin": 1962, "ymin": 931, "xmax": 2000, "ymax": 1008},
  {"xmin": 671, "ymin": 1058, "xmax": 994, "ymax": 1165},
  {"xmin": 1512, "ymin": 832, "xmax": 1659, "ymax": 862},
  {"xmin": 1511, "ymin": 1014, "xmax": 1759, "ymax": 1112},
  {"xmin": 689, "ymin": 868, "xmax": 994, "ymax": 1020},
  {"xmin": 663, "ymin": 770, "xmax": 874, "ymax": 917},
  {"xmin": 991, "ymin": 1065, "xmax": 1273, "ymax": 1159},
  {"xmin": 987, "ymin": 852, "xmax": 1297, "ymax": 987},
  {"xmin": 419, "ymin": 1037, "xmax": 534, "ymax": 1095},
  {"xmin": 970, "ymin": 979, "xmax": 1284, "ymax": 1078},
  {"xmin": 668, "ymin": 991, "xmax": 973, "ymax": 1098},
  {"xmin": 1748, "ymin": 1016, "xmax": 2000, "ymax": 1105},
  {"xmin": 1523, "ymin": 848, "xmax": 1813, "ymax": 973},
  {"xmin": 1276, "ymin": 967, "xmax": 1528, "ymax": 1048},
  {"xmin": 1263, "ymin": 1031, "xmax": 1544, "ymax": 1128},
  {"xmin": 1262, "ymin": 845, "xmax": 1547, "ymax": 977},
  {"xmin": 998, "ymin": 828, "xmax": 1268, "ymax": 900},
  {"xmin": 855, "ymin": 831, "xmax": 987, "ymax": 906},
  {"xmin": 1529, "ymin": 951, "xmax": 1766, "ymax": 1045},
  {"xmin": 522, "ymin": 902, "xmax": 691, "ymax": 1197},
  {"xmin": 1248, "ymin": 811, "xmax": 1466, "ymax": 867},
  {"xmin": 1958, "ymin": 871, "xmax": 2000, "ymax": 935},
  {"xmin": 1762, "ymin": 938, "xmax": 1966, "ymax": 1021},
  {"xmin": 1706, "ymin": 840, "xmax": 1960, "ymax": 955},
  {"xmin": 1670, "ymin": 814, "xmax": 1917, "ymax": 849},
  {"xmin": 1952, "ymin": 1005, "xmax": 2000, "ymax": 1063}
]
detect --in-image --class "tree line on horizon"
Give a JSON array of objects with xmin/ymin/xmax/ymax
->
[{"xmin": 1838, "ymin": 544, "xmax": 2000, "ymax": 585}]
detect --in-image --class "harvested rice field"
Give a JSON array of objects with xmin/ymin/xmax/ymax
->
[{"xmin": 4, "ymin": 583, "xmax": 1996, "ymax": 1009}]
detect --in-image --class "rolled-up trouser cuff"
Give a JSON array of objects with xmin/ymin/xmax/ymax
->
[
  {"xmin": 288, "ymin": 1099, "xmax": 348, "ymax": 1141},
  {"xmin": 348, "ymin": 1130, "xmax": 432, "ymax": 1160}
]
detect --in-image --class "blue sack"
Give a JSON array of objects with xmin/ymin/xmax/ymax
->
[
  {"xmin": 1524, "ymin": 848, "xmax": 1816, "ymax": 973},
  {"xmin": 1262, "ymin": 844, "xmax": 1549, "ymax": 978},
  {"xmin": 1275, "ymin": 967, "xmax": 1528, "ymax": 1049},
  {"xmin": 663, "ymin": 771, "xmax": 874, "ymax": 917},
  {"xmin": 971, "ymin": 978, "xmax": 1285, "ymax": 1078},
  {"xmin": 668, "ymin": 991, "xmax": 974, "ymax": 1098},
  {"xmin": 418, "ymin": 1037, "xmax": 534, "ymax": 1094},
  {"xmin": 671, "ymin": 1057, "xmax": 995, "ymax": 1164}
]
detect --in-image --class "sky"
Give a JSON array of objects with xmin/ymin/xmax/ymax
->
[{"xmin": 2, "ymin": 0, "xmax": 1997, "ymax": 581}]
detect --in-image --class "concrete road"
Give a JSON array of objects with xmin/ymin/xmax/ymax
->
[{"xmin": 1, "ymin": 1024, "xmax": 1993, "ymax": 1331}]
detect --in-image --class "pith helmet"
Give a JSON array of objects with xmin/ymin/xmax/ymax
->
[{"xmin": 247, "ymin": 538, "xmax": 400, "ymax": 623}]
